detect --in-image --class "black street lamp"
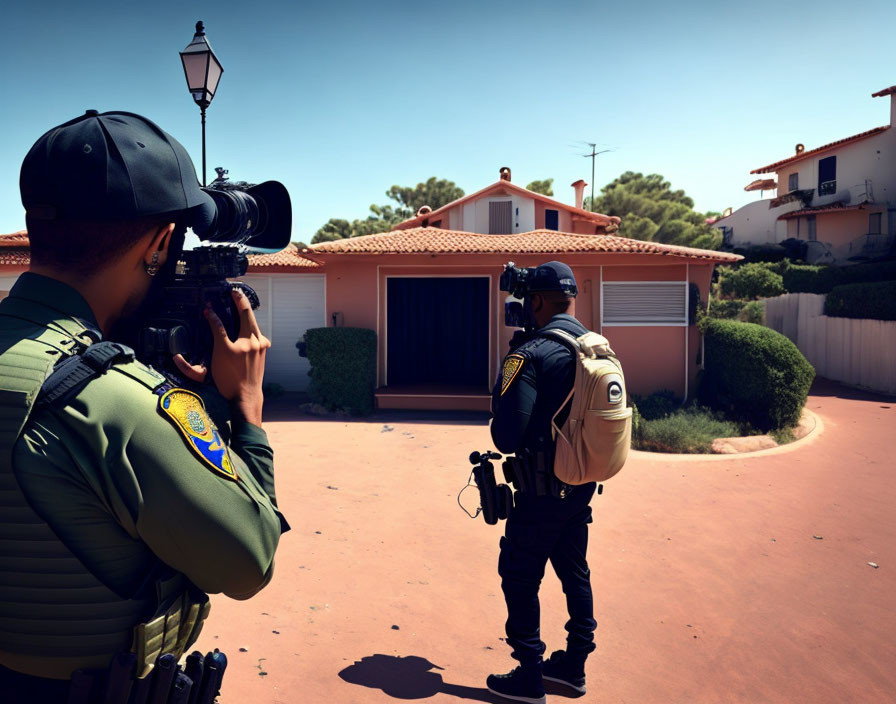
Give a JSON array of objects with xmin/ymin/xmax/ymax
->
[{"xmin": 180, "ymin": 20, "xmax": 223, "ymax": 186}]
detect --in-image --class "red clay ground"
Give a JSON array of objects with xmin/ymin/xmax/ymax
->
[{"xmin": 193, "ymin": 379, "xmax": 895, "ymax": 704}]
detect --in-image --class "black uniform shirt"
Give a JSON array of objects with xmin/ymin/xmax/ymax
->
[{"xmin": 490, "ymin": 314, "xmax": 589, "ymax": 459}]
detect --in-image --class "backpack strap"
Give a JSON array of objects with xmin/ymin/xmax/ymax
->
[
  {"xmin": 36, "ymin": 341, "xmax": 136, "ymax": 410},
  {"xmin": 537, "ymin": 328, "xmax": 582, "ymax": 355}
]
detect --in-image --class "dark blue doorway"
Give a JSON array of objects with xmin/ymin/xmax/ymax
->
[{"xmin": 386, "ymin": 277, "xmax": 490, "ymax": 387}]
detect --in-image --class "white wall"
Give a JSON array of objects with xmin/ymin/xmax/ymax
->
[
  {"xmin": 713, "ymin": 198, "xmax": 801, "ymax": 246},
  {"xmin": 764, "ymin": 293, "xmax": 896, "ymax": 395},
  {"xmin": 465, "ymin": 194, "xmax": 536, "ymax": 233},
  {"xmin": 237, "ymin": 273, "xmax": 326, "ymax": 391}
]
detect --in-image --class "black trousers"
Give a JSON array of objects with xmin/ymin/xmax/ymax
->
[
  {"xmin": 497, "ymin": 483, "xmax": 597, "ymax": 667},
  {"xmin": 0, "ymin": 664, "xmax": 71, "ymax": 703}
]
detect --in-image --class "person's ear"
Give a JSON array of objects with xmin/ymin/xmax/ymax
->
[
  {"xmin": 143, "ymin": 223, "xmax": 175, "ymax": 270},
  {"xmin": 531, "ymin": 293, "xmax": 543, "ymax": 313}
]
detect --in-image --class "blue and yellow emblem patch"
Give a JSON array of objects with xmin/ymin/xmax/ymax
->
[
  {"xmin": 500, "ymin": 354, "xmax": 526, "ymax": 396},
  {"xmin": 159, "ymin": 389, "xmax": 237, "ymax": 481}
]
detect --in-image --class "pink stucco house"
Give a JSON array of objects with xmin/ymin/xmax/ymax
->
[
  {"xmin": 306, "ymin": 169, "xmax": 739, "ymax": 411},
  {"xmin": 1, "ymin": 169, "xmax": 740, "ymax": 410}
]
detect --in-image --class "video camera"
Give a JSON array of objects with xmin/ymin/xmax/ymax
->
[
  {"xmin": 135, "ymin": 169, "xmax": 291, "ymax": 373},
  {"xmin": 466, "ymin": 450, "xmax": 513, "ymax": 525},
  {"xmin": 499, "ymin": 262, "xmax": 535, "ymax": 330}
]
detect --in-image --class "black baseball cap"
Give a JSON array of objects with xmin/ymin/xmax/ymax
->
[
  {"xmin": 528, "ymin": 261, "xmax": 578, "ymax": 296},
  {"xmin": 20, "ymin": 109, "xmax": 215, "ymax": 228}
]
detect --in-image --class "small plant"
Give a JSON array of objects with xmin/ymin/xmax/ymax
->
[
  {"xmin": 634, "ymin": 406, "xmax": 743, "ymax": 453},
  {"xmin": 631, "ymin": 390, "xmax": 679, "ymax": 420}
]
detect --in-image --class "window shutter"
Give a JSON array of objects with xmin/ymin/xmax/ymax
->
[
  {"xmin": 489, "ymin": 201, "xmax": 512, "ymax": 234},
  {"xmin": 602, "ymin": 282, "xmax": 688, "ymax": 325}
]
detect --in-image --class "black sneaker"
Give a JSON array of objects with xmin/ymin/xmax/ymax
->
[
  {"xmin": 542, "ymin": 650, "xmax": 586, "ymax": 694},
  {"xmin": 486, "ymin": 665, "xmax": 546, "ymax": 704}
]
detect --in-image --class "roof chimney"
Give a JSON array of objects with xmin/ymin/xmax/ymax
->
[
  {"xmin": 871, "ymin": 85, "xmax": 896, "ymax": 127},
  {"xmin": 499, "ymin": 166, "xmax": 511, "ymax": 182},
  {"xmin": 571, "ymin": 179, "xmax": 587, "ymax": 210}
]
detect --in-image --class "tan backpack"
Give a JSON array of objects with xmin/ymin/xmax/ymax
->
[{"xmin": 541, "ymin": 329, "xmax": 632, "ymax": 485}]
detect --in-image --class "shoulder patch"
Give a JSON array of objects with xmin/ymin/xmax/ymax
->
[
  {"xmin": 500, "ymin": 354, "xmax": 526, "ymax": 396},
  {"xmin": 158, "ymin": 388, "xmax": 237, "ymax": 481}
]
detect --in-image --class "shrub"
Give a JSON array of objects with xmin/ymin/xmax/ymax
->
[
  {"xmin": 631, "ymin": 389, "xmax": 680, "ymax": 420},
  {"xmin": 303, "ymin": 327, "xmax": 377, "ymax": 415},
  {"xmin": 731, "ymin": 243, "xmax": 788, "ymax": 263},
  {"xmin": 634, "ymin": 407, "xmax": 743, "ymax": 453},
  {"xmin": 263, "ymin": 382, "xmax": 286, "ymax": 399},
  {"xmin": 719, "ymin": 262, "xmax": 784, "ymax": 299},
  {"xmin": 783, "ymin": 259, "xmax": 896, "ymax": 294},
  {"xmin": 698, "ymin": 319, "xmax": 814, "ymax": 431},
  {"xmin": 739, "ymin": 301, "xmax": 765, "ymax": 325},
  {"xmin": 709, "ymin": 299, "xmax": 748, "ymax": 320},
  {"xmin": 824, "ymin": 280, "xmax": 896, "ymax": 321}
]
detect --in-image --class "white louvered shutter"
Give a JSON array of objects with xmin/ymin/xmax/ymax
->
[{"xmin": 602, "ymin": 282, "xmax": 688, "ymax": 325}]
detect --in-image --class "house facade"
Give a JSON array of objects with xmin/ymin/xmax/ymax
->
[
  {"xmin": 713, "ymin": 86, "xmax": 896, "ymax": 263},
  {"xmin": 0, "ymin": 234, "xmax": 325, "ymax": 392},
  {"xmin": 307, "ymin": 171, "xmax": 740, "ymax": 411}
]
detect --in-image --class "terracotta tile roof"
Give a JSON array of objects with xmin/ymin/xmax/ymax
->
[
  {"xmin": 395, "ymin": 180, "xmax": 622, "ymax": 230},
  {"xmin": 751, "ymin": 126, "xmax": 890, "ymax": 174},
  {"xmin": 0, "ymin": 232, "xmax": 30, "ymax": 267},
  {"xmin": 0, "ymin": 231, "xmax": 29, "ymax": 247},
  {"xmin": 309, "ymin": 227, "xmax": 741, "ymax": 262},
  {"xmin": 871, "ymin": 86, "xmax": 896, "ymax": 98},
  {"xmin": 247, "ymin": 244, "xmax": 323, "ymax": 269},
  {"xmin": 744, "ymin": 179, "xmax": 776, "ymax": 192},
  {"xmin": 0, "ymin": 233, "xmax": 322, "ymax": 270},
  {"xmin": 777, "ymin": 203, "xmax": 880, "ymax": 220}
]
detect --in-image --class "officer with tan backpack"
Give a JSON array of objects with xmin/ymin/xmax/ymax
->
[{"xmin": 487, "ymin": 261, "xmax": 631, "ymax": 704}]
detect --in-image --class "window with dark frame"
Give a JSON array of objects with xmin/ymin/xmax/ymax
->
[
  {"xmin": 788, "ymin": 172, "xmax": 799, "ymax": 191},
  {"xmin": 544, "ymin": 209, "xmax": 559, "ymax": 231},
  {"xmin": 807, "ymin": 215, "xmax": 817, "ymax": 241},
  {"xmin": 818, "ymin": 156, "xmax": 836, "ymax": 195},
  {"xmin": 869, "ymin": 212, "xmax": 882, "ymax": 235}
]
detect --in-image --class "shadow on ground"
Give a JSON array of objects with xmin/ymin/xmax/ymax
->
[
  {"xmin": 809, "ymin": 377, "xmax": 896, "ymax": 402},
  {"xmin": 338, "ymin": 655, "xmax": 499, "ymax": 702},
  {"xmin": 263, "ymin": 394, "xmax": 491, "ymax": 425}
]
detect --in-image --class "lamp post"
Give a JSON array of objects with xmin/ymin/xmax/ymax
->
[{"xmin": 180, "ymin": 20, "xmax": 223, "ymax": 186}]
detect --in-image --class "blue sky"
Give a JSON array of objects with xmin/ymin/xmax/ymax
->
[{"xmin": 2, "ymin": 0, "xmax": 895, "ymax": 241}]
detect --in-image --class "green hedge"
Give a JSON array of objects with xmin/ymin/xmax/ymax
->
[
  {"xmin": 304, "ymin": 327, "xmax": 377, "ymax": 415},
  {"xmin": 718, "ymin": 262, "xmax": 784, "ymax": 299},
  {"xmin": 707, "ymin": 299, "xmax": 764, "ymax": 323},
  {"xmin": 824, "ymin": 280, "xmax": 896, "ymax": 321},
  {"xmin": 698, "ymin": 319, "xmax": 814, "ymax": 431},
  {"xmin": 782, "ymin": 259, "xmax": 896, "ymax": 294}
]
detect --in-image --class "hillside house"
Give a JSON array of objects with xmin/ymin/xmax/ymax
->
[{"xmin": 713, "ymin": 86, "xmax": 896, "ymax": 263}]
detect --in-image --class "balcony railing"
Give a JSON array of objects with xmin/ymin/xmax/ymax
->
[
  {"xmin": 847, "ymin": 233, "xmax": 894, "ymax": 260},
  {"xmin": 818, "ymin": 180, "xmax": 837, "ymax": 196}
]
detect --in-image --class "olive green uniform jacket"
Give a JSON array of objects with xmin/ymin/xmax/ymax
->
[{"xmin": 0, "ymin": 273, "xmax": 287, "ymax": 679}]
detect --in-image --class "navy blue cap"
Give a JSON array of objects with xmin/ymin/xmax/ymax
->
[
  {"xmin": 528, "ymin": 261, "xmax": 578, "ymax": 296},
  {"xmin": 20, "ymin": 110, "xmax": 215, "ymax": 225}
]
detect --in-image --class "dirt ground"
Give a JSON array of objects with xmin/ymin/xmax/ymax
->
[{"xmin": 193, "ymin": 379, "xmax": 895, "ymax": 704}]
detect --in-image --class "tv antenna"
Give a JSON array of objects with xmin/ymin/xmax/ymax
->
[{"xmin": 581, "ymin": 142, "xmax": 611, "ymax": 211}]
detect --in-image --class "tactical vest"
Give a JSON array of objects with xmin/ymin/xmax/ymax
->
[{"xmin": 0, "ymin": 293, "xmax": 188, "ymax": 679}]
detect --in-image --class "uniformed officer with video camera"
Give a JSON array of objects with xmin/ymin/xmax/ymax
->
[
  {"xmin": 0, "ymin": 110, "xmax": 288, "ymax": 702},
  {"xmin": 487, "ymin": 262, "xmax": 597, "ymax": 704}
]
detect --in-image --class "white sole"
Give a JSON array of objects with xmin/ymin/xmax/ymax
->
[
  {"xmin": 543, "ymin": 674, "xmax": 587, "ymax": 694},
  {"xmin": 486, "ymin": 686, "xmax": 547, "ymax": 704}
]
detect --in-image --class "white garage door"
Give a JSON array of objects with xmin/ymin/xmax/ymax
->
[{"xmin": 236, "ymin": 273, "xmax": 326, "ymax": 391}]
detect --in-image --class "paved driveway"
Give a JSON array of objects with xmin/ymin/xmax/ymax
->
[{"xmin": 196, "ymin": 380, "xmax": 895, "ymax": 704}]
